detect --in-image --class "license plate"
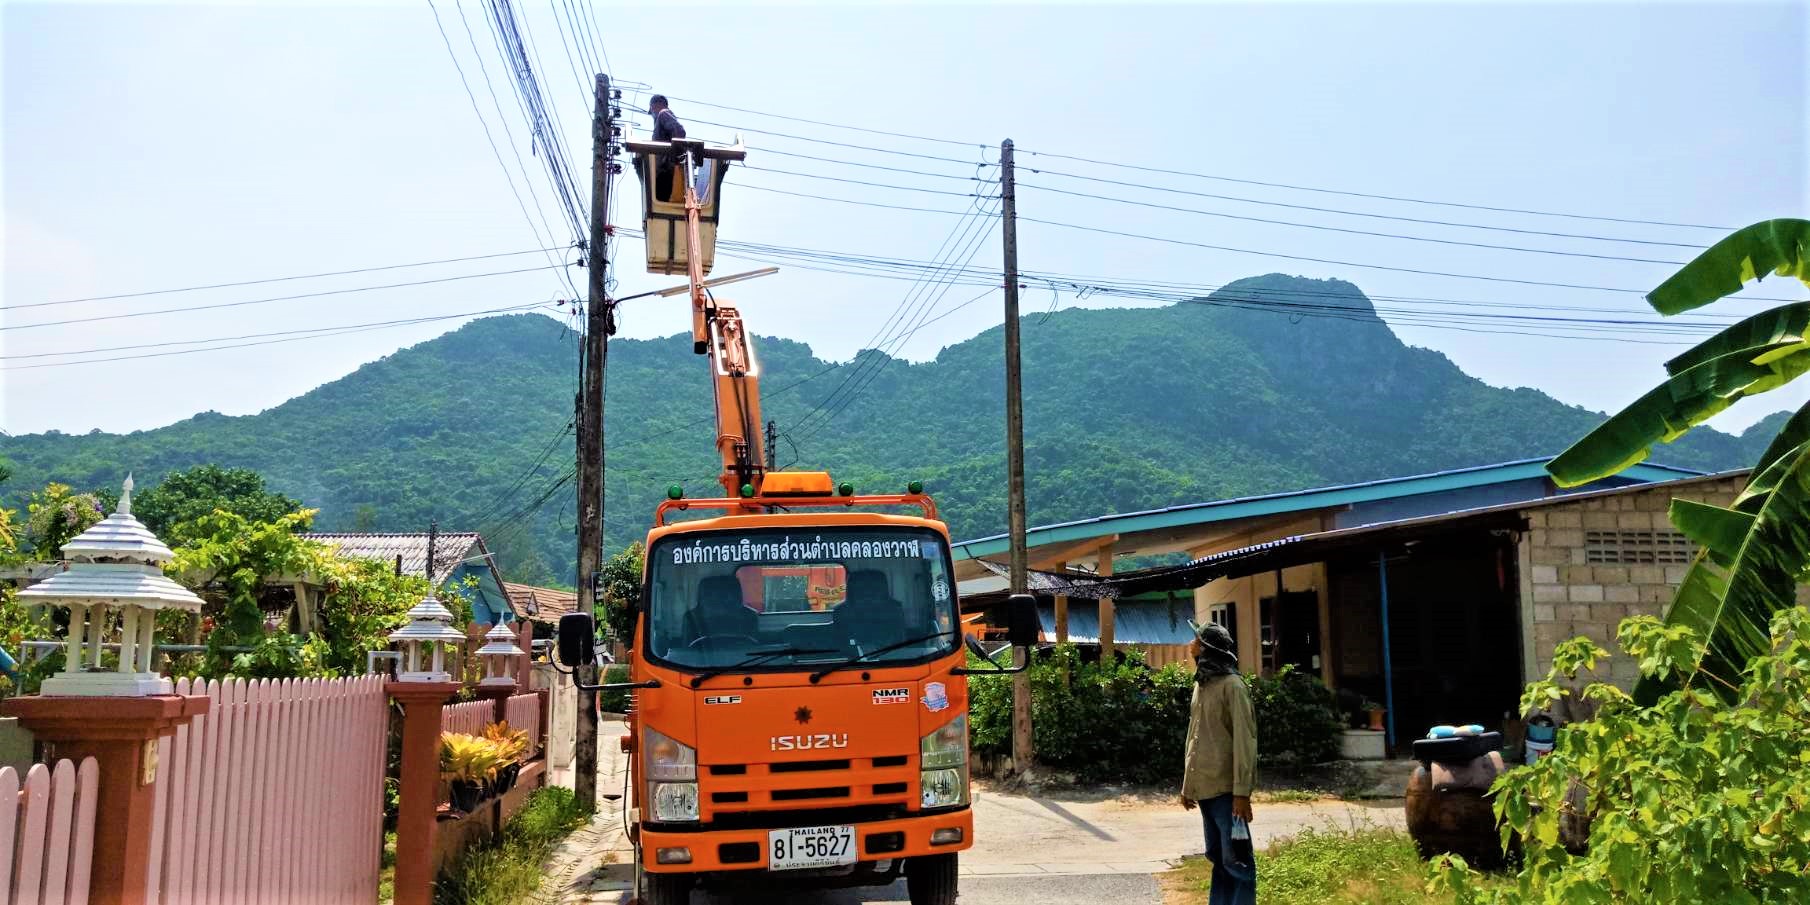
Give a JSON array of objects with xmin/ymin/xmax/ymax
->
[{"xmin": 767, "ymin": 825, "xmax": 857, "ymax": 870}]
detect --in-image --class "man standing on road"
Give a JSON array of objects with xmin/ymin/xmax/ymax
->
[{"xmin": 1180, "ymin": 620, "xmax": 1257, "ymax": 905}]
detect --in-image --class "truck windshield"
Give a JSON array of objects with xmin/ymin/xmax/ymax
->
[{"xmin": 645, "ymin": 526, "xmax": 959, "ymax": 671}]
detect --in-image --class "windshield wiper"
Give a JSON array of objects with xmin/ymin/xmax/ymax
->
[
  {"xmin": 688, "ymin": 646, "xmax": 837, "ymax": 688},
  {"xmin": 809, "ymin": 631, "xmax": 949, "ymax": 683}
]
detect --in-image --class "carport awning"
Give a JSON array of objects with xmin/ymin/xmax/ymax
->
[
  {"xmin": 978, "ymin": 508, "xmax": 1526, "ymax": 600},
  {"xmin": 1036, "ymin": 599, "xmax": 1196, "ymax": 645}
]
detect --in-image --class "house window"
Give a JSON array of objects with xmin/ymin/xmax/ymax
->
[
  {"xmin": 1208, "ymin": 604, "xmax": 1231, "ymax": 629},
  {"xmin": 1584, "ymin": 530, "xmax": 1695, "ymax": 564}
]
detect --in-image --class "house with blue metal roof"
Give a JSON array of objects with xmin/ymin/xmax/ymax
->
[{"xmin": 954, "ymin": 458, "xmax": 1748, "ymax": 754}]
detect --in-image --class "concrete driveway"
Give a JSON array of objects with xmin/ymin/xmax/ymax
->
[
  {"xmin": 557, "ymin": 779, "xmax": 1403, "ymax": 902},
  {"xmin": 549, "ymin": 723, "xmax": 1405, "ymax": 903}
]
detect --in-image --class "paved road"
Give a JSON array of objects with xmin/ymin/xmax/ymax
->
[{"xmin": 543, "ymin": 722, "xmax": 1404, "ymax": 904}]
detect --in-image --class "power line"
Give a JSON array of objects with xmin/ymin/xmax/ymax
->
[
  {"xmin": 426, "ymin": 0, "xmax": 575, "ymax": 296},
  {"xmin": 4, "ymin": 302, "xmax": 561, "ymax": 370},
  {"xmin": 5, "ymin": 247, "xmax": 567, "ymax": 311},
  {"xmin": 741, "ymin": 164, "xmax": 996, "ymax": 197},
  {"xmin": 1, "ymin": 301, "xmax": 562, "ymax": 360},
  {"xmin": 735, "ymin": 181, "xmax": 998, "ymax": 216},
  {"xmin": 1020, "ymin": 217, "xmax": 1686, "ymax": 295},
  {"xmin": 657, "ymin": 92, "xmax": 1735, "ymax": 231},
  {"xmin": 1014, "ymin": 166, "xmax": 1705, "ymax": 249},
  {"xmin": 1017, "ymin": 147, "xmax": 1734, "ymax": 232},
  {"xmin": 663, "ymin": 94, "xmax": 986, "ymax": 149},
  {"xmin": 470, "ymin": 416, "xmax": 576, "ymax": 525},
  {"xmin": 1016, "ymin": 181, "xmax": 1691, "ymax": 266},
  {"xmin": 2, "ymin": 264, "xmax": 567, "ymax": 332}
]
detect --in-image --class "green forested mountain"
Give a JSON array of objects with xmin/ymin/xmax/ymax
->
[{"xmin": 2, "ymin": 274, "xmax": 1778, "ymax": 585}]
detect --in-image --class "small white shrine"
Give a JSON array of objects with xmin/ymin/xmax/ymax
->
[
  {"xmin": 387, "ymin": 594, "xmax": 468, "ymax": 683},
  {"xmin": 475, "ymin": 622, "xmax": 525, "ymax": 687},
  {"xmin": 21, "ymin": 475, "xmax": 204, "ymax": 696}
]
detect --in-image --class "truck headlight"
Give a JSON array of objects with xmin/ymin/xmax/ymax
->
[
  {"xmin": 919, "ymin": 715, "xmax": 968, "ymax": 808},
  {"xmin": 645, "ymin": 726, "xmax": 696, "ymax": 782},
  {"xmin": 644, "ymin": 726, "xmax": 699, "ymax": 822},
  {"xmin": 651, "ymin": 782, "xmax": 699, "ymax": 822}
]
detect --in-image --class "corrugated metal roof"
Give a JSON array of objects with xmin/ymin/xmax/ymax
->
[
  {"xmin": 985, "ymin": 469, "xmax": 1748, "ymax": 600},
  {"xmin": 303, "ymin": 532, "xmax": 484, "ymax": 588},
  {"xmin": 953, "ymin": 457, "xmax": 1702, "ymax": 561},
  {"xmin": 1037, "ymin": 599, "xmax": 1195, "ymax": 646},
  {"xmin": 504, "ymin": 582, "xmax": 577, "ymax": 623}
]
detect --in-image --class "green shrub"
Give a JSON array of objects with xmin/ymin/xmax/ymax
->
[
  {"xmin": 434, "ymin": 786, "xmax": 590, "ymax": 905},
  {"xmin": 1247, "ymin": 665, "xmax": 1343, "ymax": 766},
  {"xmin": 598, "ymin": 665, "xmax": 631, "ymax": 714},
  {"xmin": 970, "ymin": 646, "xmax": 1342, "ymax": 784}
]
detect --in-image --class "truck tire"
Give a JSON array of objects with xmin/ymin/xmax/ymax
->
[
  {"xmin": 639, "ymin": 870, "xmax": 691, "ymax": 905},
  {"xmin": 905, "ymin": 853, "xmax": 958, "ymax": 905}
]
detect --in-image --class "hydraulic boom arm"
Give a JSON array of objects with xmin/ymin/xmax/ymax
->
[{"xmin": 675, "ymin": 141, "xmax": 763, "ymax": 498}]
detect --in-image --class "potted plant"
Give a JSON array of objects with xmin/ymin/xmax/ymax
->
[
  {"xmin": 440, "ymin": 732, "xmax": 507, "ymax": 812},
  {"xmin": 1363, "ymin": 699, "xmax": 1387, "ymax": 732},
  {"xmin": 483, "ymin": 721, "xmax": 530, "ymax": 793}
]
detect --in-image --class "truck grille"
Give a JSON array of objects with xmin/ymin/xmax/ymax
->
[{"xmin": 702, "ymin": 756, "xmax": 915, "ymax": 819}]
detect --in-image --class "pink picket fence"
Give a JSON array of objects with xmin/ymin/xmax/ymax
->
[
  {"xmin": 441, "ymin": 699, "xmax": 492, "ymax": 737},
  {"xmin": 0, "ymin": 757, "xmax": 99, "ymax": 905},
  {"xmin": 503, "ymin": 694, "xmax": 541, "ymax": 758},
  {"xmin": 147, "ymin": 676, "xmax": 387, "ymax": 905}
]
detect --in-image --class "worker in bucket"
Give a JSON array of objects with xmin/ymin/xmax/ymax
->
[
  {"xmin": 639, "ymin": 94, "xmax": 686, "ymax": 203},
  {"xmin": 1179, "ymin": 620, "xmax": 1258, "ymax": 905}
]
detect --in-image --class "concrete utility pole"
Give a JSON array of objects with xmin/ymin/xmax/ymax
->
[
  {"xmin": 1001, "ymin": 139, "xmax": 1033, "ymax": 772},
  {"xmin": 574, "ymin": 73, "xmax": 616, "ymax": 810}
]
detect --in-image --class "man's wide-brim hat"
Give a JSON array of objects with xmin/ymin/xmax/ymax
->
[{"xmin": 1187, "ymin": 619, "xmax": 1237, "ymax": 658}]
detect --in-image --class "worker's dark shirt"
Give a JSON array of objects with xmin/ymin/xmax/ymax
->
[{"xmin": 652, "ymin": 109, "xmax": 685, "ymax": 143}]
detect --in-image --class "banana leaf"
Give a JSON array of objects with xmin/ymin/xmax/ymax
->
[
  {"xmin": 1547, "ymin": 340, "xmax": 1810, "ymax": 487},
  {"xmin": 1647, "ymin": 218, "xmax": 1810, "ymax": 316},
  {"xmin": 1668, "ymin": 499, "xmax": 1752, "ymax": 566},
  {"xmin": 1734, "ymin": 400, "xmax": 1810, "ymax": 510},
  {"xmin": 1665, "ymin": 302, "xmax": 1810, "ymax": 375},
  {"xmin": 1634, "ymin": 439, "xmax": 1810, "ymax": 704}
]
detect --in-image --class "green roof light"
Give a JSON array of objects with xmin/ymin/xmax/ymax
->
[
  {"xmin": 838, "ymin": 482, "xmax": 855, "ymax": 497},
  {"xmin": 740, "ymin": 483, "xmax": 756, "ymax": 498},
  {"xmin": 667, "ymin": 484, "xmax": 684, "ymax": 500},
  {"xmin": 907, "ymin": 480, "xmax": 924, "ymax": 495}
]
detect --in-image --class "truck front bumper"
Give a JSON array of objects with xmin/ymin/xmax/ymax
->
[{"xmin": 641, "ymin": 808, "xmax": 974, "ymax": 874}]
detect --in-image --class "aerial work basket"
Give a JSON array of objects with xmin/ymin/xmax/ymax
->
[{"xmin": 627, "ymin": 136, "xmax": 746, "ymax": 277}]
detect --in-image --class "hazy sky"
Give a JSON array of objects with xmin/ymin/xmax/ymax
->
[{"xmin": 4, "ymin": 0, "xmax": 1807, "ymax": 439}]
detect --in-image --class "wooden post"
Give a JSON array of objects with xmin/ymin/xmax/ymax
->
[
  {"xmin": 387, "ymin": 681, "xmax": 461, "ymax": 905},
  {"xmin": 1, "ymin": 694, "xmax": 209, "ymax": 905},
  {"xmin": 1000, "ymin": 138, "xmax": 1034, "ymax": 773},
  {"xmin": 575, "ymin": 72, "xmax": 617, "ymax": 811},
  {"xmin": 1315, "ymin": 561, "xmax": 1336, "ymax": 687},
  {"xmin": 1053, "ymin": 561, "xmax": 1069, "ymax": 644},
  {"xmin": 1097, "ymin": 541, "xmax": 1116, "ymax": 662}
]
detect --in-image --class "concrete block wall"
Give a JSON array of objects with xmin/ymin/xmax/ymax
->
[{"xmin": 1520, "ymin": 475, "xmax": 1750, "ymax": 689}]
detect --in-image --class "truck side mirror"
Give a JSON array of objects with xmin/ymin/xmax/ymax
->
[
  {"xmin": 1006, "ymin": 593, "xmax": 1039, "ymax": 648},
  {"xmin": 557, "ymin": 612, "xmax": 596, "ymax": 668}
]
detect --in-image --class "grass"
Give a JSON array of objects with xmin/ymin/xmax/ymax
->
[
  {"xmin": 433, "ymin": 786, "xmax": 593, "ymax": 905},
  {"xmin": 1161, "ymin": 827, "xmax": 1506, "ymax": 905},
  {"xmin": 378, "ymin": 832, "xmax": 396, "ymax": 904},
  {"xmin": 1255, "ymin": 789, "xmax": 1324, "ymax": 804}
]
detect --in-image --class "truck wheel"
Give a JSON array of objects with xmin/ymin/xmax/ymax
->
[
  {"xmin": 905, "ymin": 853, "xmax": 958, "ymax": 905},
  {"xmin": 639, "ymin": 870, "xmax": 691, "ymax": 905}
]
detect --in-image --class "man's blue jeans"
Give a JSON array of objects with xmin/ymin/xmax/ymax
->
[{"xmin": 1199, "ymin": 794, "xmax": 1257, "ymax": 905}]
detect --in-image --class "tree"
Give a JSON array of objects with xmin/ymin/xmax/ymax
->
[
  {"xmin": 133, "ymin": 465, "xmax": 303, "ymax": 545},
  {"xmin": 22, "ymin": 482, "xmax": 106, "ymax": 559},
  {"xmin": 1547, "ymin": 218, "xmax": 1810, "ymax": 702},
  {"xmin": 600, "ymin": 543, "xmax": 644, "ymax": 644}
]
